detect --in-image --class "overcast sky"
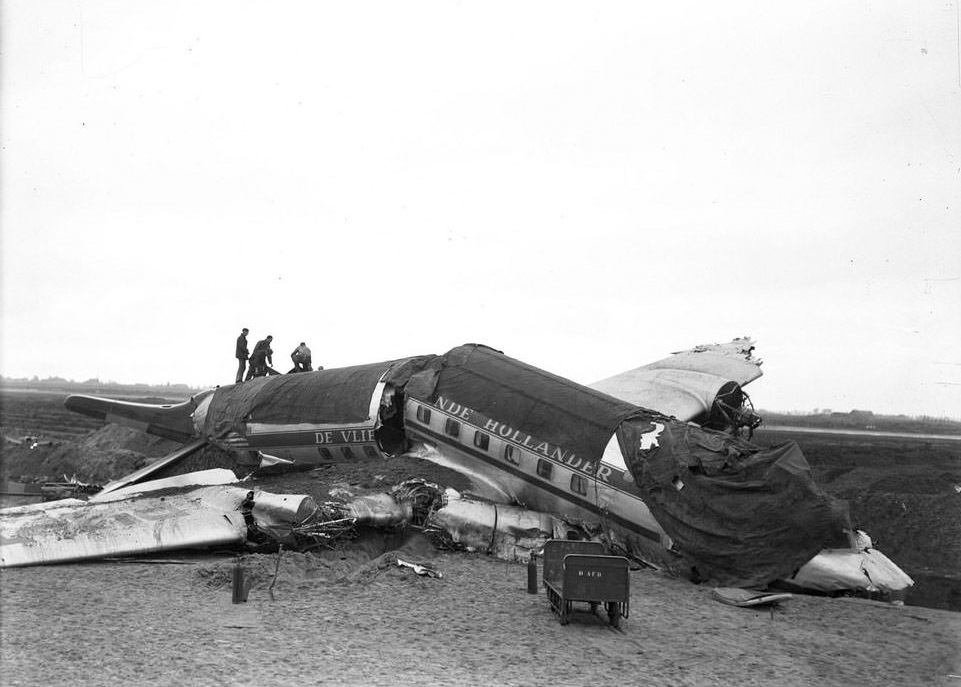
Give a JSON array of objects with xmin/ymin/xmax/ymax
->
[{"xmin": 2, "ymin": 1, "xmax": 959, "ymax": 418}]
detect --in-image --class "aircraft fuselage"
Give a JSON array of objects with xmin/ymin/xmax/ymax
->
[{"xmin": 402, "ymin": 393, "xmax": 677, "ymax": 569}]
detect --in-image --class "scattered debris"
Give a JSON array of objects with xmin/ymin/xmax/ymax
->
[
  {"xmin": 396, "ymin": 558, "xmax": 442, "ymax": 578},
  {"xmin": 711, "ymin": 588, "xmax": 793, "ymax": 608},
  {"xmin": 41, "ymin": 476, "xmax": 100, "ymax": 501},
  {"xmin": 0, "ymin": 481, "xmax": 43, "ymax": 496},
  {"xmin": 1, "ymin": 470, "xmax": 585, "ymax": 571}
]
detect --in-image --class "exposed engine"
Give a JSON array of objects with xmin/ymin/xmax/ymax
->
[{"xmin": 703, "ymin": 381, "xmax": 763, "ymax": 437}]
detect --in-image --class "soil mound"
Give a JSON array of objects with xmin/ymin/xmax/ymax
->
[{"xmin": 1, "ymin": 424, "xmax": 181, "ymax": 484}]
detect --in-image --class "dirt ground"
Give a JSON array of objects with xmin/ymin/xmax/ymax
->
[
  {"xmin": 5, "ymin": 413, "xmax": 958, "ymax": 608},
  {"xmin": 2, "ymin": 391, "xmax": 960, "ymax": 685},
  {"xmin": 1, "ymin": 538, "xmax": 959, "ymax": 687}
]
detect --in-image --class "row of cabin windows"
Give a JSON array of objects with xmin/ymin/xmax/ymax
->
[
  {"xmin": 443, "ymin": 417, "xmax": 521, "ymax": 465},
  {"xmin": 535, "ymin": 460, "xmax": 590, "ymax": 496},
  {"xmin": 421, "ymin": 404, "xmax": 591, "ymax": 497}
]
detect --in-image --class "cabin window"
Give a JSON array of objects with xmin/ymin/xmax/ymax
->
[
  {"xmin": 473, "ymin": 431, "xmax": 490, "ymax": 450},
  {"xmin": 504, "ymin": 444, "xmax": 519, "ymax": 465},
  {"xmin": 317, "ymin": 447, "xmax": 332, "ymax": 460},
  {"xmin": 537, "ymin": 459, "xmax": 553, "ymax": 479},
  {"xmin": 570, "ymin": 474, "xmax": 588, "ymax": 495},
  {"xmin": 363, "ymin": 445, "xmax": 378, "ymax": 458},
  {"xmin": 416, "ymin": 405, "xmax": 432, "ymax": 424},
  {"xmin": 341, "ymin": 446, "xmax": 355, "ymax": 459},
  {"xmin": 444, "ymin": 418, "xmax": 460, "ymax": 438}
]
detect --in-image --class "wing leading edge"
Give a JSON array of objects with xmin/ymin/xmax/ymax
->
[{"xmin": 588, "ymin": 337, "xmax": 763, "ymax": 424}]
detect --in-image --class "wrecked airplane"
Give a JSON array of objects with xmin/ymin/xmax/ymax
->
[{"xmin": 12, "ymin": 339, "xmax": 910, "ymax": 597}]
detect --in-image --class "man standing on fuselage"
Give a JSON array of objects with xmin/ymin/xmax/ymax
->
[{"xmin": 235, "ymin": 328, "xmax": 250, "ymax": 383}]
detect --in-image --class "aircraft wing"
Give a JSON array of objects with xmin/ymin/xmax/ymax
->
[{"xmin": 588, "ymin": 338, "xmax": 762, "ymax": 422}]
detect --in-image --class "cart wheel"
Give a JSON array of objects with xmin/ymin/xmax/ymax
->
[{"xmin": 607, "ymin": 602, "xmax": 621, "ymax": 628}]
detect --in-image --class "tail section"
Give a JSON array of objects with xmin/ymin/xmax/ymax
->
[{"xmin": 63, "ymin": 391, "xmax": 212, "ymax": 442}]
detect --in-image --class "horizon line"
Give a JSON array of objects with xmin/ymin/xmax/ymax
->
[{"xmin": 1, "ymin": 375, "xmax": 958, "ymax": 422}]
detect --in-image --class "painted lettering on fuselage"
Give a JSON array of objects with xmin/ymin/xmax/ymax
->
[
  {"xmin": 431, "ymin": 396, "xmax": 619, "ymax": 484},
  {"xmin": 435, "ymin": 396, "xmax": 474, "ymax": 421},
  {"xmin": 314, "ymin": 428, "xmax": 376, "ymax": 444}
]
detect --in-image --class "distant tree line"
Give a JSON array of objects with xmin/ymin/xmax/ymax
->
[
  {"xmin": 0, "ymin": 376, "xmax": 205, "ymax": 397},
  {"xmin": 759, "ymin": 409, "xmax": 961, "ymax": 434}
]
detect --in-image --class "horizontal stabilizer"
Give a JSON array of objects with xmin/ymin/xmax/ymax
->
[{"xmin": 64, "ymin": 393, "xmax": 207, "ymax": 442}]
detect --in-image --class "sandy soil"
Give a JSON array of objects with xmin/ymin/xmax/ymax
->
[{"xmin": 1, "ymin": 534, "xmax": 959, "ymax": 687}]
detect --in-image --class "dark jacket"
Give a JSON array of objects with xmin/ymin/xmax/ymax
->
[
  {"xmin": 250, "ymin": 339, "xmax": 273, "ymax": 365},
  {"xmin": 236, "ymin": 334, "xmax": 249, "ymax": 360}
]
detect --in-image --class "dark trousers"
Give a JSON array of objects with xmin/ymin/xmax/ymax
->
[
  {"xmin": 236, "ymin": 358, "xmax": 247, "ymax": 383},
  {"xmin": 245, "ymin": 359, "xmax": 279, "ymax": 380}
]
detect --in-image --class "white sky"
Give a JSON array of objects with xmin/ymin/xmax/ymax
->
[{"xmin": 2, "ymin": 1, "xmax": 959, "ymax": 418}]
